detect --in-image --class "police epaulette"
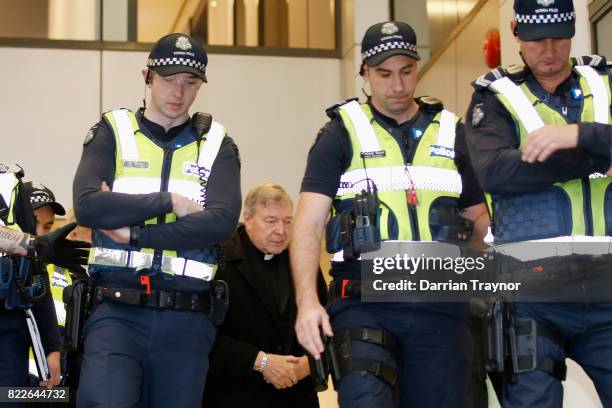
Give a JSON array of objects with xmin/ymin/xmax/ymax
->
[
  {"xmin": 572, "ymin": 55, "xmax": 609, "ymax": 73},
  {"xmin": 472, "ymin": 67, "xmax": 505, "ymax": 90},
  {"xmin": 0, "ymin": 163, "xmax": 24, "ymax": 178},
  {"xmin": 472, "ymin": 65, "xmax": 527, "ymax": 90},
  {"xmin": 415, "ymin": 96, "xmax": 443, "ymax": 113},
  {"xmin": 325, "ymin": 97, "xmax": 359, "ymax": 119}
]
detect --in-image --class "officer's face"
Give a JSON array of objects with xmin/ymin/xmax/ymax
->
[
  {"xmin": 364, "ymin": 55, "xmax": 418, "ymax": 120},
  {"xmin": 148, "ymin": 71, "xmax": 203, "ymax": 123},
  {"xmin": 34, "ymin": 205, "xmax": 55, "ymax": 236},
  {"xmin": 518, "ymin": 37, "xmax": 572, "ymax": 79},
  {"xmin": 244, "ymin": 201, "xmax": 293, "ymax": 255}
]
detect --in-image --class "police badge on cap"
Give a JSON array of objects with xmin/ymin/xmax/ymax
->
[
  {"xmin": 361, "ymin": 21, "xmax": 420, "ymax": 67},
  {"xmin": 146, "ymin": 33, "xmax": 208, "ymax": 82},
  {"xmin": 513, "ymin": 0, "xmax": 575, "ymax": 41}
]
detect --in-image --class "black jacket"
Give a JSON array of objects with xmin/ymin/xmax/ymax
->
[{"xmin": 204, "ymin": 225, "xmax": 326, "ymax": 408}]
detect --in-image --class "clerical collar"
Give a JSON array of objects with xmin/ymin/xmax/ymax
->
[{"xmin": 264, "ymin": 254, "xmax": 274, "ymax": 261}]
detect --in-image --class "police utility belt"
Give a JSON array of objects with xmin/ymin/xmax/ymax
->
[
  {"xmin": 94, "ymin": 286, "xmax": 212, "ymax": 313},
  {"xmin": 90, "ymin": 247, "xmax": 214, "ymax": 281}
]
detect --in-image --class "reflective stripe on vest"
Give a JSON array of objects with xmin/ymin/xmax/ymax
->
[
  {"xmin": 340, "ymin": 100, "xmax": 381, "ymax": 153},
  {"xmin": 489, "ymin": 76, "xmax": 544, "ymax": 133},
  {"xmin": 574, "ymin": 65, "xmax": 610, "ymax": 124},
  {"xmin": 337, "ymin": 165, "xmax": 462, "ymax": 196}
]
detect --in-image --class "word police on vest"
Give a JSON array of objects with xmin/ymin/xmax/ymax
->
[{"xmin": 429, "ymin": 145, "xmax": 455, "ymax": 159}]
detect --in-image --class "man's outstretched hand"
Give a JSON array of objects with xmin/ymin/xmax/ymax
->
[{"xmin": 34, "ymin": 223, "xmax": 90, "ymax": 274}]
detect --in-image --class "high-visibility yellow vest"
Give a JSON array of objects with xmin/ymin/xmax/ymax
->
[
  {"xmin": 479, "ymin": 57, "xmax": 612, "ymax": 242},
  {"xmin": 329, "ymin": 100, "xmax": 463, "ymax": 260}
]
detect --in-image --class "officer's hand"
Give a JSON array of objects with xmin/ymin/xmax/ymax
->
[
  {"xmin": 521, "ymin": 124, "xmax": 578, "ymax": 163},
  {"xmin": 99, "ymin": 227, "xmax": 130, "ymax": 244},
  {"xmin": 262, "ymin": 354, "xmax": 299, "ymax": 389},
  {"xmin": 34, "ymin": 223, "xmax": 90, "ymax": 274},
  {"xmin": 40, "ymin": 351, "xmax": 61, "ymax": 388},
  {"xmin": 295, "ymin": 301, "xmax": 333, "ymax": 360},
  {"xmin": 171, "ymin": 193, "xmax": 204, "ymax": 218}
]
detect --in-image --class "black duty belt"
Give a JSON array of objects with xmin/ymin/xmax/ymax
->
[{"xmin": 94, "ymin": 286, "xmax": 211, "ymax": 313}]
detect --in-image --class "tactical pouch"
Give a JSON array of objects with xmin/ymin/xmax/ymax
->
[
  {"xmin": 326, "ymin": 211, "xmax": 357, "ymax": 260},
  {"xmin": 211, "ymin": 280, "xmax": 229, "ymax": 326},
  {"xmin": 63, "ymin": 279, "xmax": 91, "ymax": 351},
  {"xmin": 509, "ymin": 316, "xmax": 537, "ymax": 374}
]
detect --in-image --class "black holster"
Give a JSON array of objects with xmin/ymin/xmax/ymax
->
[{"xmin": 63, "ymin": 279, "xmax": 91, "ymax": 351}]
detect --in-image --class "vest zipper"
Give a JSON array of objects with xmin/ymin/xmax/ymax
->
[
  {"xmin": 404, "ymin": 131, "xmax": 420, "ymax": 241},
  {"xmin": 583, "ymin": 177, "xmax": 593, "ymax": 235},
  {"xmin": 152, "ymin": 147, "xmax": 174, "ymax": 271}
]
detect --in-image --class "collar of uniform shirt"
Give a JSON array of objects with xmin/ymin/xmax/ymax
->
[
  {"xmin": 366, "ymin": 99, "xmax": 423, "ymax": 131},
  {"xmin": 137, "ymin": 111, "xmax": 191, "ymax": 143}
]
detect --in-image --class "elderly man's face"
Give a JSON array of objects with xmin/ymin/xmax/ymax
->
[{"xmin": 244, "ymin": 201, "xmax": 293, "ymax": 255}]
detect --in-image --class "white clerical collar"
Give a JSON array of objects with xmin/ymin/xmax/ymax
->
[{"xmin": 264, "ymin": 254, "xmax": 274, "ymax": 261}]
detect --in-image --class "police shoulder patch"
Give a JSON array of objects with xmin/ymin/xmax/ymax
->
[
  {"xmin": 83, "ymin": 125, "xmax": 98, "ymax": 146},
  {"xmin": 471, "ymin": 103, "xmax": 485, "ymax": 127}
]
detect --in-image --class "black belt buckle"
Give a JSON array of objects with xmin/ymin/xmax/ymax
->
[{"xmin": 211, "ymin": 280, "xmax": 229, "ymax": 326}]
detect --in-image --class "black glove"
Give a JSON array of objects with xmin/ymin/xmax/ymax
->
[{"xmin": 33, "ymin": 222, "xmax": 91, "ymax": 274}]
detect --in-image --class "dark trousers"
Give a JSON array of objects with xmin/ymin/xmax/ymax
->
[
  {"xmin": 329, "ymin": 300, "xmax": 473, "ymax": 408},
  {"xmin": 0, "ymin": 310, "xmax": 28, "ymax": 408},
  {"xmin": 76, "ymin": 302, "xmax": 215, "ymax": 408},
  {"xmin": 504, "ymin": 302, "xmax": 612, "ymax": 408}
]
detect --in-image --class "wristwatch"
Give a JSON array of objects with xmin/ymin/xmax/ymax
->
[{"xmin": 254, "ymin": 352, "xmax": 269, "ymax": 373}]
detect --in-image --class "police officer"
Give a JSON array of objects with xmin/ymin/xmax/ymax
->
[
  {"xmin": 73, "ymin": 33, "xmax": 241, "ymax": 407},
  {"xmin": 291, "ymin": 22, "xmax": 487, "ymax": 407},
  {"xmin": 22, "ymin": 182, "xmax": 82, "ymax": 381},
  {"xmin": 0, "ymin": 164, "xmax": 89, "ymax": 398},
  {"xmin": 465, "ymin": 0, "xmax": 612, "ymax": 406}
]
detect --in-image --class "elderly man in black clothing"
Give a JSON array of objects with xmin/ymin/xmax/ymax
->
[{"xmin": 204, "ymin": 183, "xmax": 325, "ymax": 408}]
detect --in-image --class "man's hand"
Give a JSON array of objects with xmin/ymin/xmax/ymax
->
[
  {"xmin": 262, "ymin": 354, "xmax": 299, "ymax": 389},
  {"xmin": 99, "ymin": 227, "xmax": 129, "ymax": 244},
  {"xmin": 40, "ymin": 351, "xmax": 61, "ymax": 388},
  {"xmin": 171, "ymin": 193, "xmax": 204, "ymax": 218},
  {"xmin": 292, "ymin": 356, "xmax": 311, "ymax": 382},
  {"xmin": 34, "ymin": 223, "xmax": 90, "ymax": 274},
  {"xmin": 521, "ymin": 124, "xmax": 579, "ymax": 163},
  {"xmin": 295, "ymin": 301, "xmax": 333, "ymax": 360}
]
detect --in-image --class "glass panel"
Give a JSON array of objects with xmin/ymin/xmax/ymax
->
[
  {"xmin": 0, "ymin": 0, "xmax": 336, "ymax": 51},
  {"xmin": 393, "ymin": 0, "xmax": 479, "ymax": 63},
  {"xmin": 0, "ymin": 0, "xmax": 99, "ymax": 40},
  {"xmin": 595, "ymin": 9, "xmax": 611, "ymax": 57}
]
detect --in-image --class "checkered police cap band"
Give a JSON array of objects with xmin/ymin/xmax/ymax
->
[
  {"xmin": 29, "ymin": 195, "xmax": 52, "ymax": 205},
  {"xmin": 146, "ymin": 57, "xmax": 206, "ymax": 71},
  {"xmin": 362, "ymin": 41, "xmax": 418, "ymax": 60},
  {"xmin": 514, "ymin": 11, "xmax": 575, "ymax": 24}
]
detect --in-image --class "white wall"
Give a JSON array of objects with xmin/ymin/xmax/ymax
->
[{"xmin": 0, "ymin": 47, "xmax": 341, "ymax": 211}]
